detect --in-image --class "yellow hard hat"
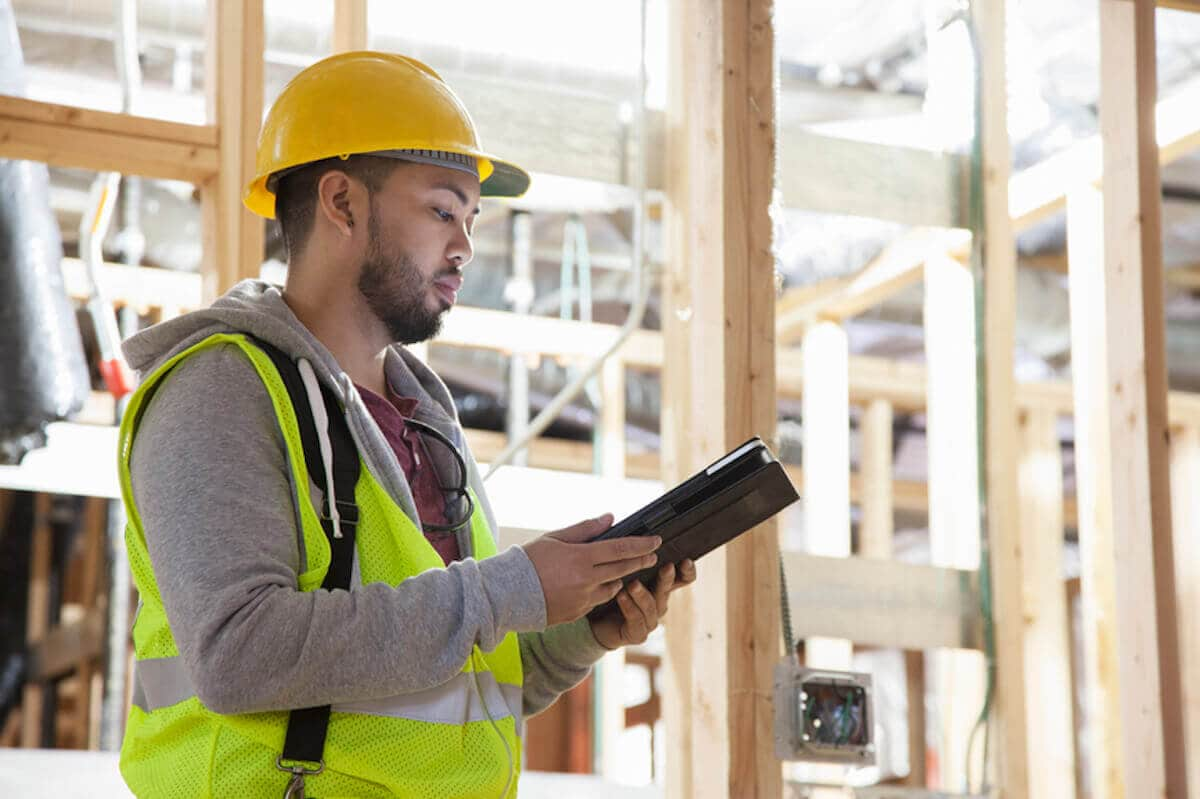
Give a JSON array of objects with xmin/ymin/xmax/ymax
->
[{"xmin": 244, "ymin": 51, "xmax": 531, "ymax": 219}]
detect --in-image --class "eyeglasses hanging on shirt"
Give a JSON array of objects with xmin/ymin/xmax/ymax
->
[{"xmin": 404, "ymin": 417, "xmax": 475, "ymax": 534}]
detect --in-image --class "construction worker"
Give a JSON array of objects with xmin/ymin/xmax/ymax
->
[{"xmin": 116, "ymin": 51, "xmax": 695, "ymax": 797}]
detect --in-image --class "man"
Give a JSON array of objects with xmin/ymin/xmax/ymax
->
[{"xmin": 117, "ymin": 51, "xmax": 695, "ymax": 797}]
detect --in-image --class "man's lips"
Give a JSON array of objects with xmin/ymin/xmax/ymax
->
[{"xmin": 433, "ymin": 273, "xmax": 463, "ymax": 306}]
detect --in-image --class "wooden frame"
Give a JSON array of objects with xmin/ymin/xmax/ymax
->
[
  {"xmin": 661, "ymin": 0, "xmax": 780, "ymax": 795},
  {"xmin": 0, "ymin": 95, "xmax": 218, "ymax": 182}
]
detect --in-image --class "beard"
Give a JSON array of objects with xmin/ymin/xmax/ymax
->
[{"xmin": 357, "ymin": 205, "xmax": 448, "ymax": 345}]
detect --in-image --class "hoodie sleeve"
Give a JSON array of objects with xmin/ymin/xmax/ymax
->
[
  {"xmin": 129, "ymin": 343, "xmax": 547, "ymax": 714},
  {"xmin": 459, "ymin": 439, "xmax": 610, "ymax": 717}
]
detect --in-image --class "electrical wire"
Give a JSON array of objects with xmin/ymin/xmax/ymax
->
[
  {"xmin": 962, "ymin": 2, "xmax": 998, "ymax": 792},
  {"xmin": 779, "ymin": 558, "xmax": 796, "ymax": 661},
  {"xmin": 469, "ymin": 651, "xmax": 515, "ymax": 799}
]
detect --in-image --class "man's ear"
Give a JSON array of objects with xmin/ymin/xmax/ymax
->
[{"xmin": 315, "ymin": 170, "xmax": 359, "ymax": 238}]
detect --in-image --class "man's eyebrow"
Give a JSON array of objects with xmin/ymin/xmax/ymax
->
[{"xmin": 432, "ymin": 182, "xmax": 481, "ymax": 215}]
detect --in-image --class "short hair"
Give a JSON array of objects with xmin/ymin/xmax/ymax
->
[{"xmin": 273, "ymin": 154, "xmax": 401, "ymax": 261}]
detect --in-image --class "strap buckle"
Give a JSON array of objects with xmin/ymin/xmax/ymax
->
[
  {"xmin": 320, "ymin": 498, "xmax": 360, "ymax": 527},
  {"xmin": 277, "ymin": 756, "xmax": 323, "ymax": 799}
]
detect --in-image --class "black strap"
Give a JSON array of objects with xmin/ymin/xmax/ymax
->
[{"xmin": 254, "ymin": 340, "xmax": 360, "ymax": 768}]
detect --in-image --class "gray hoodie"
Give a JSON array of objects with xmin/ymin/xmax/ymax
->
[{"xmin": 123, "ymin": 280, "xmax": 606, "ymax": 718}]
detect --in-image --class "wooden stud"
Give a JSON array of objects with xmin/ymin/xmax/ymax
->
[
  {"xmin": 20, "ymin": 494, "xmax": 53, "ymax": 748},
  {"xmin": 661, "ymin": 0, "xmax": 780, "ymax": 795},
  {"xmin": 1169, "ymin": 425, "xmax": 1200, "ymax": 794},
  {"xmin": 975, "ymin": 1, "xmax": 1033, "ymax": 792},
  {"xmin": 1016, "ymin": 409, "xmax": 1076, "ymax": 798},
  {"xmin": 1067, "ymin": 182, "xmax": 1129, "ymax": 798},
  {"xmin": 857, "ymin": 397, "xmax": 929, "ymax": 786},
  {"xmin": 801, "ymin": 321, "xmax": 853, "ymax": 670},
  {"xmin": 333, "ymin": 0, "xmax": 368, "ymax": 53},
  {"xmin": 1096, "ymin": 1, "xmax": 1188, "ymax": 793},
  {"xmin": 202, "ymin": 0, "xmax": 265, "ymax": 301},
  {"xmin": 600, "ymin": 356, "xmax": 626, "ymax": 481},
  {"xmin": 857, "ymin": 399, "xmax": 893, "ymax": 560},
  {"xmin": 922, "ymin": 251, "xmax": 987, "ymax": 792}
]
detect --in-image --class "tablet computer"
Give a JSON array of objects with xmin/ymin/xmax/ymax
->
[{"xmin": 588, "ymin": 436, "xmax": 798, "ymax": 618}]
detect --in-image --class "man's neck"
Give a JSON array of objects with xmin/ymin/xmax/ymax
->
[{"xmin": 281, "ymin": 273, "xmax": 390, "ymax": 397}]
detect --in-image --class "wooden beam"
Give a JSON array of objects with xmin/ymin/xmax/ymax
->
[
  {"xmin": 20, "ymin": 495, "xmax": 53, "ymax": 748},
  {"xmin": 26, "ymin": 608, "xmax": 107, "ymax": 682},
  {"xmin": 857, "ymin": 399, "xmax": 893, "ymax": 559},
  {"xmin": 856, "ymin": 400, "xmax": 928, "ymax": 787},
  {"xmin": 599, "ymin": 357, "xmax": 626, "ymax": 480},
  {"xmin": 202, "ymin": 0, "xmax": 264, "ymax": 300},
  {"xmin": 332, "ymin": 0, "xmax": 368, "ymax": 53},
  {"xmin": 778, "ymin": 128, "xmax": 967, "ymax": 228},
  {"xmin": 1066, "ymin": 183, "xmax": 1124, "ymax": 797},
  {"xmin": 0, "ymin": 95, "xmax": 218, "ymax": 182},
  {"xmin": 1098, "ymin": 3, "xmax": 1187, "ymax": 794},
  {"xmin": 776, "ymin": 229, "xmax": 968, "ymax": 343},
  {"xmin": 801, "ymin": 321, "xmax": 854, "ymax": 674},
  {"xmin": 1160, "ymin": 0, "xmax": 1200, "ymax": 11},
  {"xmin": 922, "ymin": 250, "xmax": 986, "ymax": 792},
  {"xmin": 60, "ymin": 259, "xmax": 203, "ymax": 316},
  {"xmin": 1169, "ymin": 425, "xmax": 1200, "ymax": 794},
  {"xmin": 783, "ymin": 553, "xmax": 982, "ymax": 651},
  {"xmin": 1010, "ymin": 74, "xmax": 1200, "ymax": 232},
  {"xmin": 438, "ymin": 306, "xmax": 664, "ymax": 369},
  {"xmin": 977, "ymin": 0, "xmax": 1033, "ymax": 791},
  {"xmin": 59, "ymin": 261, "xmax": 1200, "ymax": 429},
  {"xmin": 1016, "ymin": 408, "xmax": 1076, "ymax": 799},
  {"xmin": 662, "ymin": 0, "xmax": 780, "ymax": 795}
]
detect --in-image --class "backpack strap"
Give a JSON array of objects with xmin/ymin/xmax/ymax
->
[{"xmin": 251, "ymin": 339, "xmax": 360, "ymax": 779}]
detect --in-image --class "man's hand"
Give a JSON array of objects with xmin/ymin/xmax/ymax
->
[
  {"xmin": 589, "ymin": 559, "xmax": 698, "ymax": 650},
  {"xmin": 522, "ymin": 514, "xmax": 662, "ymax": 627}
]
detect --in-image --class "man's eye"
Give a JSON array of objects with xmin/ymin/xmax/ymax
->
[{"xmin": 434, "ymin": 209, "xmax": 453, "ymax": 222}]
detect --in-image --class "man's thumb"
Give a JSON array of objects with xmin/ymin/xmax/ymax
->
[{"xmin": 550, "ymin": 513, "xmax": 614, "ymax": 543}]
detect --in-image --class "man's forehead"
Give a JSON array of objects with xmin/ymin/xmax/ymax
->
[{"xmin": 390, "ymin": 161, "xmax": 481, "ymax": 205}]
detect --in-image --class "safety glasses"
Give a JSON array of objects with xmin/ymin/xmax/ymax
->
[{"xmin": 405, "ymin": 417, "xmax": 475, "ymax": 533}]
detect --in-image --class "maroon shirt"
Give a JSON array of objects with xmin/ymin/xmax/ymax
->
[{"xmin": 356, "ymin": 382, "xmax": 461, "ymax": 565}]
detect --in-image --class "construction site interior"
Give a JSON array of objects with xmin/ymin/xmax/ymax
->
[{"xmin": 1, "ymin": 0, "xmax": 1199, "ymax": 797}]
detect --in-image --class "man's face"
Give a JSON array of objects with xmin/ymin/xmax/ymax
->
[{"xmin": 356, "ymin": 162, "xmax": 481, "ymax": 345}]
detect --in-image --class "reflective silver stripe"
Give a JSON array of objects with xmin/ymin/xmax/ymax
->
[
  {"xmin": 332, "ymin": 671, "xmax": 524, "ymax": 737},
  {"xmin": 131, "ymin": 655, "xmax": 523, "ymax": 736},
  {"xmin": 130, "ymin": 656, "xmax": 195, "ymax": 712}
]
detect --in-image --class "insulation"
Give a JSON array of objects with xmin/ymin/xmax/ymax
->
[{"xmin": 0, "ymin": 0, "xmax": 91, "ymax": 464}]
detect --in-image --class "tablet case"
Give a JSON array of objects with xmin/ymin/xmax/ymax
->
[{"xmin": 588, "ymin": 437, "xmax": 798, "ymax": 618}]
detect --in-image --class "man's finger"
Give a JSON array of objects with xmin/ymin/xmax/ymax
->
[
  {"xmin": 593, "ymin": 553, "xmax": 658, "ymax": 583},
  {"xmin": 617, "ymin": 591, "xmax": 645, "ymax": 640},
  {"xmin": 629, "ymin": 581, "xmax": 658, "ymax": 630},
  {"xmin": 588, "ymin": 534, "xmax": 661, "ymax": 565},
  {"xmin": 596, "ymin": 578, "xmax": 625, "ymax": 604},
  {"xmin": 654, "ymin": 564, "xmax": 675, "ymax": 611},
  {"xmin": 676, "ymin": 559, "xmax": 697, "ymax": 585}
]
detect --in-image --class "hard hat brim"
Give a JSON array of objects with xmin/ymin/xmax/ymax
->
[{"xmin": 480, "ymin": 158, "xmax": 531, "ymax": 199}]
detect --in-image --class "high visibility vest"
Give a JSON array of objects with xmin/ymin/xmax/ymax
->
[{"xmin": 117, "ymin": 333, "xmax": 523, "ymax": 798}]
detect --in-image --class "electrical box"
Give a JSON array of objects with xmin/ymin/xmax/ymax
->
[{"xmin": 774, "ymin": 661, "xmax": 875, "ymax": 766}]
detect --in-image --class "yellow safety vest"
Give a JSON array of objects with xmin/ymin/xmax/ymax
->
[{"xmin": 118, "ymin": 333, "xmax": 523, "ymax": 798}]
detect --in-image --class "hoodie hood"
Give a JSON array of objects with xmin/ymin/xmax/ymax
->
[
  {"xmin": 122, "ymin": 279, "xmax": 502, "ymax": 555},
  {"xmin": 127, "ymin": 280, "xmax": 358, "ymax": 393},
  {"xmin": 124, "ymin": 280, "xmax": 456, "ymax": 422}
]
